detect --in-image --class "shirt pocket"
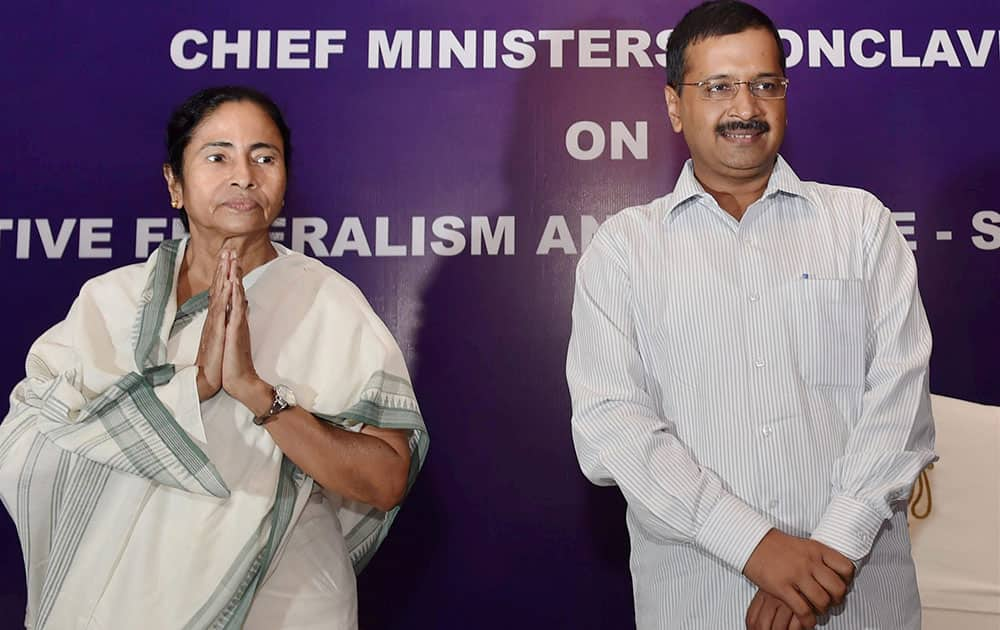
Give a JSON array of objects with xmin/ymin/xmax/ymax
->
[{"xmin": 791, "ymin": 277, "xmax": 865, "ymax": 387}]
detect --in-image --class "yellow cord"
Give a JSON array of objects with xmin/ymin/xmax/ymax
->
[{"xmin": 909, "ymin": 463, "xmax": 934, "ymax": 519}]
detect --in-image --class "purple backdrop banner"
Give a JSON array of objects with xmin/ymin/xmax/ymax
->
[{"xmin": 2, "ymin": 1, "xmax": 998, "ymax": 627}]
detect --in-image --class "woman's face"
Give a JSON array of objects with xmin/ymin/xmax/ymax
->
[{"xmin": 167, "ymin": 100, "xmax": 287, "ymax": 240}]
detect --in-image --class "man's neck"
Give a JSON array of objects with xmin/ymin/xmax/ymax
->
[{"xmin": 692, "ymin": 163, "xmax": 775, "ymax": 222}]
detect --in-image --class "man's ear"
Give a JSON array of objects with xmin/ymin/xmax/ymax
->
[{"xmin": 664, "ymin": 85, "xmax": 683, "ymax": 133}]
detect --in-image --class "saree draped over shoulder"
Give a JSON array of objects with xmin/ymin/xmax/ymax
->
[{"xmin": 0, "ymin": 239, "xmax": 428, "ymax": 630}]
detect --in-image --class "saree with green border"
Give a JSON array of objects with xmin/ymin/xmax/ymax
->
[{"xmin": 0, "ymin": 239, "xmax": 428, "ymax": 629}]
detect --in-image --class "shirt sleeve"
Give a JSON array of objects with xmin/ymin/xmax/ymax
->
[
  {"xmin": 567, "ymin": 224, "xmax": 773, "ymax": 573},
  {"xmin": 810, "ymin": 203, "xmax": 937, "ymax": 561}
]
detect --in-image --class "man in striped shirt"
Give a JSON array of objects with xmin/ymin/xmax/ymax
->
[{"xmin": 567, "ymin": 1, "xmax": 936, "ymax": 628}]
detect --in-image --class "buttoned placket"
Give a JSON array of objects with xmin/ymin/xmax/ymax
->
[{"xmin": 736, "ymin": 199, "xmax": 783, "ymax": 515}]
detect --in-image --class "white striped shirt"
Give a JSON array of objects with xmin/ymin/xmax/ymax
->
[{"xmin": 567, "ymin": 156, "xmax": 936, "ymax": 629}]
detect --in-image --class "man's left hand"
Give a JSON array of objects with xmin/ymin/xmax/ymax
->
[{"xmin": 746, "ymin": 589, "xmax": 807, "ymax": 630}]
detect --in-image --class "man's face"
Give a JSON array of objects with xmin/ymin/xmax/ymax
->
[{"xmin": 665, "ymin": 28, "xmax": 786, "ymax": 187}]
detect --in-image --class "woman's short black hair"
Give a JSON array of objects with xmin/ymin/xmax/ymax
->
[
  {"xmin": 665, "ymin": 0, "xmax": 785, "ymax": 90},
  {"xmin": 165, "ymin": 86, "xmax": 292, "ymax": 227}
]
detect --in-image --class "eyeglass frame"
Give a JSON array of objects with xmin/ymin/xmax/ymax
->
[{"xmin": 675, "ymin": 77, "xmax": 791, "ymax": 101}]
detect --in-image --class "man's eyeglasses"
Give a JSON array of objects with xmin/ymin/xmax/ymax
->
[{"xmin": 677, "ymin": 77, "xmax": 790, "ymax": 101}]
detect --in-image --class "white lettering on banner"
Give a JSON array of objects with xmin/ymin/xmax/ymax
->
[
  {"xmin": 134, "ymin": 217, "xmax": 188, "ymax": 257},
  {"xmin": 314, "ymin": 31, "xmax": 346, "ymax": 69},
  {"xmin": 0, "ymin": 219, "xmax": 115, "ymax": 259},
  {"xmin": 890, "ymin": 30, "xmax": 921, "ymax": 67},
  {"xmin": 972, "ymin": 211, "xmax": 1000, "ymax": 251},
  {"xmin": 654, "ymin": 30, "xmax": 672, "ymax": 67},
  {"xmin": 0, "ymin": 215, "xmax": 994, "ymax": 259},
  {"xmin": 17, "ymin": 219, "xmax": 30, "ymax": 259},
  {"xmin": 0, "ymin": 220, "xmax": 11, "ymax": 253},
  {"xmin": 411, "ymin": 217, "xmax": 426, "ymax": 256},
  {"xmin": 538, "ymin": 30, "xmax": 574, "ymax": 67},
  {"xmin": 483, "ymin": 30, "xmax": 497, "ymax": 69},
  {"xmin": 808, "ymin": 30, "xmax": 846, "ymax": 67},
  {"xmin": 618, "ymin": 30, "xmax": 654, "ymax": 68},
  {"xmin": 269, "ymin": 217, "xmax": 286, "ymax": 243},
  {"xmin": 471, "ymin": 216, "xmax": 515, "ymax": 255},
  {"xmin": 439, "ymin": 30, "xmax": 477, "ymax": 69},
  {"xmin": 419, "ymin": 30, "xmax": 433, "ymax": 69},
  {"xmin": 171, "ymin": 29, "xmax": 345, "ymax": 70},
  {"xmin": 923, "ymin": 30, "xmax": 961, "ymax": 67},
  {"xmin": 537, "ymin": 216, "xmax": 576, "ymax": 254},
  {"xmin": 376, "ymin": 217, "xmax": 408, "ymax": 256},
  {"xmin": 292, "ymin": 217, "xmax": 330, "ymax": 257},
  {"xmin": 579, "ymin": 30, "xmax": 612, "ymax": 68},
  {"xmin": 958, "ymin": 30, "xmax": 996, "ymax": 67},
  {"xmin": 277, "ymin": 31, "xmax": 312, "ymax": 69},
  {"xmin": 779, "ymin": 30, "xmax": 804, "ymax": 67},
  {"xmin": 503, "ymin": 30, "xmax": 536, "ymax": 69},
  {"xmin": 212, "ymin": 30, "xmax": 251, "ymax": 69},
  {"xmin": 369, "ymin": 30, "xmax": 412, "ymax": 68},
  {"xmin": 566, "ymin": 121, "xmax": 648, "ymax": 161},
  {"xmin": 36, "ymin": 219, "xmax": 76, "ymax": 258},
  {"xmin": 170, "ymin": 29, "xmax": 209, "ymax": 69},
  {"xmin": 566, "ymin": 122, "xmax": 604, "ymax": 161},
  {"xmin": 257, "ymin": 31, "xmax": 271, "ymax": 69},
  {"xmin": 79, "ymin": 219, "xmax": 114, "ymax": 258},
  {"xmin": 536, "ymin": 215, "xmax": 602, "ymax": 255},
  {"xmin": 849, "ymin": 30, "xmax": 886, "ymax": 68},
  {"xmin": 431, "ymin": 216, "xmax": 465, "ymax": 256},
  {"xmin": 136, "ymin": 218, "xmax": 167, "ymax": 258},
  {"xmin": 891, "ymin": 212, "xmax": 917, "ymax": 251},
  {"xmin": 331, "ymin": 217, "xmax": 372, "ymax": 256},
  {"xmin": 174, "ymin": 28, "xmax": 1000, "ymax": 70}
]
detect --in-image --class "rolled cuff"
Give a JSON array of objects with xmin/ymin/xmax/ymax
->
[
  {"xmin": 695, "ymin": 491, "xmax": 774, "ymax": 572},
  {"xmin": 153, "ymin": 365, "xmax": 206, "ymax": 443},
  {"xmin": 810, "ymin": 495, "xmax": 886, "ymax": 562}
]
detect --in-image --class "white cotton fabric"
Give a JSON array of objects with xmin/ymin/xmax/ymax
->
[{"xmin": 1, "ymin": 239, "xmax": 423, "ymax": 629}]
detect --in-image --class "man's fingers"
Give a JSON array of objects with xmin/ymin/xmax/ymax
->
[
  {"xmin": 813, "ymin": 565, "xmax": 847, "ymax": 605},
  {"xmin": 771, "ymin": 604, "xmax": 793, "ymax": 630},
  {"xmin": 794, "ymin": 613, "xmax": 817, "ymax": 630},
  {"xmin": 779, "ymin": 588, "xmax": 815, "ymax": 628},
  {"xmin": 746, "ymin": 592, "xmax": 764, "ymax": 628},
  {"xmin": 788, "ymin": 616, "xmax": 804, "ymax": 630},
  {"xmin": 757, "ymin": 597, "xmax": 777, "ymax": 630},
  {"xmin": 821, "ymin": 549, "xmax": 855, "ymax": 583},
  {"xmin": 796, "ymin": 579, "xmax": 831, "ymax": 615}
]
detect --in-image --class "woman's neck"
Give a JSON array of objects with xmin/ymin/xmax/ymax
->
[{"xmin": 176, "ymin": 231, "xmax": 277, "ymax": 303}]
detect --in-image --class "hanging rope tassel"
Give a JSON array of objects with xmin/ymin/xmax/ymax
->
[{"xmin": 909, "ymin": 463, "xmax": 934, "ymax": 519}]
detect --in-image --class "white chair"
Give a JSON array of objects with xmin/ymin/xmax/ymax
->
[{"xmin": 909, "ymin": 394, "xmax": 1000, "ymax": 629}]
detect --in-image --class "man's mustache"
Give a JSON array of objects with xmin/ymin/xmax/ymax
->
[{"xmin": 716, "ymin": 120, "xmax": 770, "ymax": 134}]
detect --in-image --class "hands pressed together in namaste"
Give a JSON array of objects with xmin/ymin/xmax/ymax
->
[{"xmin": 194, "ymin": 248, "xmax": 266, "ymax": 407}]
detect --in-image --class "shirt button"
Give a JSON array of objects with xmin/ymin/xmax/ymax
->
[
  {"xmin": 768, "ymin": 499, "xmax": 779, "ymax": 509},
  {"xmin": 754, "ymin": 359, "xmax": 766, "ymax": 368},
  {"xmin": 748, "ymin": 293, "xmax": 760, "ymax": 302},
  {"xmin": 761, "ymin": 425, "xmax": 773, "ymax": 437}
]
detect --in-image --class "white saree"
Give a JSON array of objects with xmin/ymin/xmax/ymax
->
[{"xmin": 0, "ymin": 239, "xmax": 428, "ymax": 629}]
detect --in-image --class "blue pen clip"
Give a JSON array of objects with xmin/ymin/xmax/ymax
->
[{"xmin": 801, "ymin": 272, "xmax": 810, "ymax": 279}]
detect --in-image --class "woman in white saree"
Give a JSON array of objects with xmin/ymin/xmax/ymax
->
[{"xmin": 0, "ymin": 86, "xmax": 428, "ymax": 630}]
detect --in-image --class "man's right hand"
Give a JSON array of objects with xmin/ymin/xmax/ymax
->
[{"xmin": 743, "ymin": 529, "xmax": 855, "ymax": 626}]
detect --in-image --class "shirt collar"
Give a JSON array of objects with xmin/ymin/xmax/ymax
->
[{"xmin": 663, "ymin": 154, "xmax": 809, "ymax": 220}]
